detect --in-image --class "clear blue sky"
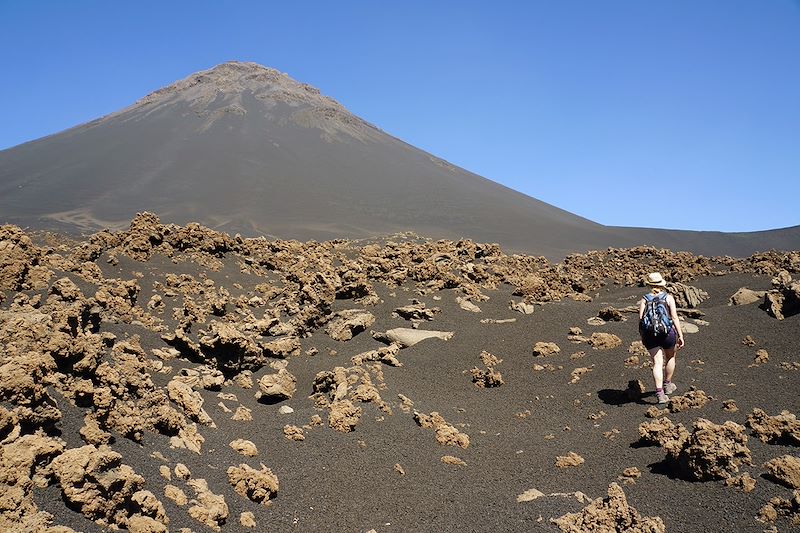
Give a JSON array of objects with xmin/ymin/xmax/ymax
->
[{"xmin": 1, "ymin": 1, "xmax": 798, "ymax": 232}]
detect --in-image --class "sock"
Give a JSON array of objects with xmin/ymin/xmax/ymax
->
[
  {"xmin": 656, "ymin": 387, "xmax": 664, "ymax": 394},
  {"xmin": 664, "ymin": 380, "xmax": 671, "ymax": 385}
]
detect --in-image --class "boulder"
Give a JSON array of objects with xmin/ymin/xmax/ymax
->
[
  {"xmin": 372, "ymin": 328, "xmax": 454, "ymax": 347},
  {"xmin": 255, "ymin": 369, "xmax": 297, "ymax": 402}
]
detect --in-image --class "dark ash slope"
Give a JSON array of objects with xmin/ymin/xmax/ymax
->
[{"xmin": 1, "ymin": 61, "xmax": 797, "ymax": 258}]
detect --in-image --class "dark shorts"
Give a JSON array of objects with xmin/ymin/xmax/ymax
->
[{"xmin": 641, "ymin": 326, "xmax": 677, "ymax": 350}]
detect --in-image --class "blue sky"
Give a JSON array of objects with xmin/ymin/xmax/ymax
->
[{"xmin": 1, "ymin": 1, "xmax": 798, "ymax": 232}]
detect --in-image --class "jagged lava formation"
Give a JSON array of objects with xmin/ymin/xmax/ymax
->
[{"xmin": 1, "ymin": 214, "xmax": 799, "ymax": 531}]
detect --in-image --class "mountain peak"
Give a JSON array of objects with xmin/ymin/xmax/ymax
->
[
  {"xmin": 135, "ymin": 61, "xmax": 318, "ymax": 104},
  {"xmin": 118, "ymin": 61, "xmax": 380, "ymax": 142}
]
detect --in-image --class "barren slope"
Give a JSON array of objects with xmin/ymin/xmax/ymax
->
[{"xmin": 1, "ymin": 61, "xmax": 797, "ymax": 259}]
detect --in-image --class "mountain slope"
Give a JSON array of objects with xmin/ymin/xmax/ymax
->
[{"xmin": 1, "ymin": 61, "xmax": 797, "ymax": 258}]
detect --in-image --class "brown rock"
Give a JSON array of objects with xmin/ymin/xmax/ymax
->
[
  {"xmin": 50, "ymin": 445, "xmax": 146, "ymax": 527},
  {"xmin": 79, "ymin": 414, "xmax": 112, "ymax": 445},
  {"xmin": 130, "ymin": 490, "xmax": 168, "ymax": 527},
  {"xmin": 757, "ymin": 490, "xmax": 800, "ymax": 525},
  {"xmin": 394, "ymin": 300, "xmax": 440, "ymax": 320},
  {"xmin": 668, "ymin": 282, "xmax": 709, "ymax": 308},
  {"xmin": 619, "ymin": 467, "xmax": 642, "ymax": 484},
  {"xmin": 669, "ymin": 418, "xmax": 752, "ymax": 481},
  {"xmin": 232, "ymin": 406, "xmax": 253, "ymax": 421},
  {"xmin": 261, "ymin": 335, "xmax": 302, "ymax": 359},
  {"xmin": 598, "ymin": 307, "xmax": 624, "ymax": 321},
  {"xmin": 229, "ymin": 439, "xmax": 258, "ymax": 456},
  {"xmin": 199, "ymin": 321, "xmax": 266, "ymax": 371},
  {"xmin": 729, "ymin": 287, "xmax": 766, "ymax": 306},
  {"xmin": 724, "ymin": 472, "xmax": 756, "ymax": 493},
  {"xmin": 638, "ymin": 417, "xmax": 689, "ymax": 448},
  {"xmin": 167, "ymin": 379, "xmax": 215, "ymax": 426},
  {"xmin": 722, "ymin": 399, "xmax": 738, "ymax": 412},
  {"xmin": 754, "ymin": 349, "xmax": 769, "ymax": 363},
  {"xmin": 240, "ymin": 511, "xmax": 257, "ymax": 528},
  {"xmin": 255, "ymin": 368, "xmax": 297, "ymax": 402},
  {"xmin": 227, "ymin": 463, "xmax": 279, "ymax": 505},
  {"xmin": 470, "ymin": 350, "xmax": 505, "ymax": 388},
  {"xmin": 668, "ymin": 389, "xmax": 712, "ymax": 412},
  {"xmin": 351, "ymin": 344, "xmax": 402, "ymax": 367},
  {"xmin": 414, "ymin": 411, "xmax": 470, "ymax": 448},
  {"xmin": 164, "ymin": 484, "xmax": 189, "ymax": 506},
  {"xmin": 588, "ymin": 332, "xmax": 622, "ymax": 350},
  {"xmin": 532, "ymin": 342, "xmax": 560, "ymax": 357},
  {"xmin": 747, "ymin": 408, "xmax": 800, "ymax": 445},
  {"xmin": 326, "ymin": 309, "xmax": 376, "ymax": 341},
  {"xmin": 742, "ymin": 335, "xmax": 757, "ymax": 346},
  {"xmin": 328, "ymin": 400, "xmax": 362, "ymax": 433},
  {"xmin": 555, "ymin": 452, "xmax": 585, "ymax": 468},
  {"xmin": 283, "ymin": 425, "xmax": 306, "ymax": 441},
  {"xmin": 569, "ymin": 367, "xmax": 593, "ymax": 384},
  {"xmin": 186, "ymin": 478, "xmax": 229, "ymax": 531},
  {"xmin": 127, "ymin": 515, "xmax": 168, "ymax": 532},
  {"xmin": 551, "ymin": 482, "xmax": 665, "ymax": 532},
  {"xmin": 764, "ymin": 455, "xmax": 800, "ymax": 489}
]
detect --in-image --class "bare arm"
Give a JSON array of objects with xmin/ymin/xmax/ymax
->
[
  {"xmin": 638, "ymin": 298, "xmax": 645, "ymax": 320},
  {"xmin": 667, "ymin": 294, "xmax": 685, "ymax": 349}
]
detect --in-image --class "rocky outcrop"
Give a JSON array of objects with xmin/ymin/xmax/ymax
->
[
  {"xmin": 668, "ymin": 389, "xmax": 712, "ymax": 413},
  {"xmin": 51, "ymin": 445, "xmax": 157, "ymax": 528},
  {"xmin": 1, "ymin": 215, "xmax": 798, "ymax": 531},
  {"xmin": 255, "ymin": 368, "xmax": 297, "ymax": 402},
  {"xmin": 764, "ymin": 455, "xmax": 800, "ymax": 489},
  {"xmin": 638, "ymin": 417, "xmax": 689, "ymax": 448},
  {"xmin": 325, "ymin": 309, "xmax": 375, "ymax": 341},
  {"xmin": 186, "ymin": 478, "xmax": 228, "ymax": 531},
  {"xmin": 328, "ymin": 400, "xmax": 362, "ymax": 433},
  {"xmin": 747, "ymin": 408, "xmax": 800, "ymax": 445},
  {"xmin": 761, "ymin": 270, "xmax": 800, "ymax": 319},
  {"xmin": 227, "ymin": 463, "xmax": 279, "ymax": 505},
  {"xmin": 532, "ymin": 342, "xmax": 560, "ymax": 357},
  {"xmin": 0, "ymin": 225, "xmax": 53, "ymax": 291},
  {"xmin": 198, "ymin": 321, "xmax": 266, "ymax": 372},
  {"xmin": 588, "ymin": 332, "xmax": 622, "ymax": 350},
  {"xmin": 555, "ymin": 452, "xmax": 585, "ymax": 468},
  {"xmin": 394, "ymin": 300, "xmax": 440, "ymax": 320},
  {"xmin": 551, "ymin": 483, "xmax": 665, "ymax": 532},
  {"xmin": 667, "ymin": 282, "xmax": 709, "ymax": 308},
  {"xmin": 729, "ymin": 287, "xmax": 766, "ymax": 306},
  {"xmin": 470, "ymin": 351, "xmax": 504, "ymax": 388},
  {"xmin": 671, "ymin": 419, "xmax": 751, "ymax": 481},
  {"xmin": 167, "ymin": 378, "xmax": 215, "ymax": 426},
  {"xmin": 413, "ymin": 411, "xmax": 470, "ymax": 448}
]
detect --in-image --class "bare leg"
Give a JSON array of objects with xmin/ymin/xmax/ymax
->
[
  {"xmin": 650, "ymin": 347, "xmax": 664, "ymax": 389},
  {"xmin": 664, "ymin": 347, "xmax": 676, "ymax": 383}
]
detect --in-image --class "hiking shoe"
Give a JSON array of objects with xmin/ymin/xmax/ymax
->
[
  {"xmin": 656, "ymin": 391, "xmax": 670, "ymax": 404},
  {"xmin": 664, "ymin": 382, "xmax": 677, "ymax": 395}
]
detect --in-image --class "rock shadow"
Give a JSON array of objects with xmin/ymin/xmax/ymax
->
[{"xmin": 598, "ymin": 388, "xmax": 652, "ymax": 406}]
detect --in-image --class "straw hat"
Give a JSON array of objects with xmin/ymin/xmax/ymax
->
[{"xmin": 645, "ymin": 272, "xmax": 667, "ymax": 287}]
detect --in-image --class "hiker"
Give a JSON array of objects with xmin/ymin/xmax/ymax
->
[{"xmin": 638, "ymin": 272, "xmax": 684, "ymax": 404}]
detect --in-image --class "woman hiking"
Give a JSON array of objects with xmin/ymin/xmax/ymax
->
[{"xmin": 638, "ymin": 272, "xmax": 684, "ymax": 404}]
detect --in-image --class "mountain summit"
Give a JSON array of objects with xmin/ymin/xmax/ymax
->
[
  {"xmin": 129, "ymin": 62, "xmax": 379, "ymax": 143},
  {"xmin": 1, "ymin": 61, "xmax": 797, "ymax": 257}
]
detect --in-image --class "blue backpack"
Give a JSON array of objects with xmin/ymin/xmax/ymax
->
[{"xmin": 640, "ymin": 292, "xmax": 672, "ymax": 337}]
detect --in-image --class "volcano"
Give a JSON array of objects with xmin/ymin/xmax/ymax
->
[{"xmin": 1, "ymin": 61, "xmax": 797, "ymax": 258}]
